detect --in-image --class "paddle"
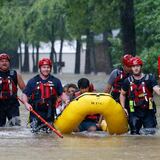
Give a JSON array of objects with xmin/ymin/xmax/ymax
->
[{"xmin": 17, "ymin": 97, "xmax": 63, "ymax": 138}]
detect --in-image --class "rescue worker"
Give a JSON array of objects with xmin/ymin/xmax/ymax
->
[
  {"xmin": 0, "ymin": 53, "xmax": 25, "ymax": 126},
  {"xmin": 105, "ymin": 54, "xmax": 133, "ymax": 102},
  {"xmin": 120, "ymin": 57, "xmax": 160, "ymax": 135},
  {"xmin": 22, "ymin": 58, "xmax": 63, "ymax": 132},
  {"xmin": 75, "ymin": 78, "xmax": 101, "ymax": 132}
]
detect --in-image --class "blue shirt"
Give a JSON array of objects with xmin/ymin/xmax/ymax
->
[{"xmin": 23, "ymin": 74, "xmax": 63, "ymax": 97}]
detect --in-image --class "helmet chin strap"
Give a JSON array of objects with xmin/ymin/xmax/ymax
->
[
  {"xmin": 134, "ymin": 73, "xmax": 141, "ymax": 76},
  {"xmin": 133, "ymin": 71, "xmax": 143, "ymax": 77},
  {"xmin": 40, "ymin": 70, "xmax": 50, "ymax": 79},
  {"xmin": 0, "ymin": 67, "xmax": 9, "ymax": 72}
]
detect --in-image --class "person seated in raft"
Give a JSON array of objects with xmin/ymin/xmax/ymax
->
[
  {"xmin": 75, "ymin": 78, "xmax": 101, "ymax": 132},
  {"xmin": 56, "ymin": 84, "xmax": 70, "ymax": 115},
  {"xmin": 67, "ymin": 83, "xmax": 78, "ymax": 101},
  {"xmin": 56, "ymin": 83, "xmax": 78, "ymax": 115}
]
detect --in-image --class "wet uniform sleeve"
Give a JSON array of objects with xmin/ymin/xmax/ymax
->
[
  {"xmin": 56, "ymin": 79, "xmax": 63, "ymax": 96},
  {"xmin": 23, "ymin": 79, "xmax": 35, "ymax": 97},
  {"xmin": 121, "ymin": 78, "xmax": 130, "ymax": 92},
  {"xmin": 107, "ymin": 69, "xmax": 118, "ymax": 85},
  {"xmin": 150, "ymin": 74, "xmax": 158, "ymax": 88}
]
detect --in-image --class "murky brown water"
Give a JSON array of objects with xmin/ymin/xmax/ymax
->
[
  {"xmin": 1, "ymin": 127, "xmax": 160, "ymax": 160},
  {"xmin": 0, "ymin": 73, "xmax": 160, "ymax": 160}
]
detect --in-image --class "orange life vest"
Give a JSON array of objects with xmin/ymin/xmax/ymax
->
[
  {"xmin": 30, "ymin": 80, "xmax": 57, "ymax": 106},
  {"xmin": 112, "ymin": 69, "xmax": 128, "ymax": 93},
  {"xmin": 128, "ymin": 74, "xmax": 153, "ymax": 109},
  {"xmin": 0, "ymin": 71, "xmax": 17, "ymax": 100}
]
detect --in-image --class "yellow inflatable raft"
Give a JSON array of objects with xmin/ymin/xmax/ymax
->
[{"xmin": 54, "ymin": 93, "xmax": 128, "ymax": 134}]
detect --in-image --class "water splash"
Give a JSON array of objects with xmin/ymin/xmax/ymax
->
[
  {"xmin": 72, "ymin": 131, "xmax": 109, "ymax": 138},
  {"xmin": 0, "ymin": 126, "xmax": 56, "ymax": 139}
]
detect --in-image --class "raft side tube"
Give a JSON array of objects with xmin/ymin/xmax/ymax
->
[{"xmin": 54, "ymin": 93, "xmax": 128, "ymax": 134}]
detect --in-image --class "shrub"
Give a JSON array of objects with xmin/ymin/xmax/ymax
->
[{"xmin": 139, "ymin": 47, "xmax": 159, "ymax": 77}]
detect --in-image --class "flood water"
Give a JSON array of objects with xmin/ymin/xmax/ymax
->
[
  {"xmin": 0, "ymin": 73, "xmax": 160, "ymax": 160},
  {"xmin": 1, "ymin": 126, "xmax": 160, "ymax": 160}
]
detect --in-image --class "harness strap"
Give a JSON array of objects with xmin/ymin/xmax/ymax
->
[
  {"xmin": 141, "ymin": 82, "xmax": 148, "ymax": 102},
  {"xmin": 128, "ymin": 74, "xmax": 153, "ymax": 111},
  {"xmin": 0, "ymin": 73, "xmax": 17, "ymax": 99},
  {"xmin": 113, "ymin": 69, "xmax": 126, "ymax": 90},
  {"xmin": 8, "ymin": 76, "xmax": 12, "ymax": 96},
  {"xmin": 31, "ymin": 78, "xmax": 58, "ymax": 106},
  {"xmin": 120, "ymin": 70, "xmax": 124, "ymax": 79}
]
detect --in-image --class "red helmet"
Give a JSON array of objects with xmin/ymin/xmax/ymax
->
[
  {"xmin": 122, "ymin": 54, "xmax": 133, "ymax": 67},
  {"xmin": 130, "ymin": 57, "xmax": 143, "ymax": 66},
  {"xmin": 0, "ymin": 53, "xmax": 10, "ymax": 61},
  {"xmin": 38, "ymin": 58, "xmax": 52, "ymax": 68}
]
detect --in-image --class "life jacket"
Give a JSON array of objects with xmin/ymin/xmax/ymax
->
[
  {"xmin": 85, "ymin": 114, "xmax": 100, "ymax": 122},
  {"xmin": 111, "ymin": 68, "xmax": 128, "ymax": 101},
  {"xmin": 128, "ymin": 74, "xmax": 153, "ymax": 110},
  {"xmin": 29, "ymin": 76, "xmax": 58, "ymax": 107},
  {"xmin": 0, "ymin": 70, "xmax": 18, "ymax": 100}
]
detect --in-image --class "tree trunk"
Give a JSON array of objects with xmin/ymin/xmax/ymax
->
[
  {"xmin": 120, "ymin": 0, "xmax": 136, "ymax": 56},
  {"xmin": 85, "ymin": 29, "xmax": 91, "ymax": 74},
  {"xmin": 58, "ymin": 37, "xmax": 64, "ymax": 73},
  {"xmin": 75, "ymin": 38, "xmax": 81, "ymax": 74},
  {"xmin": 90, "ymin": 32, "xmax": 97, "ymax": 74},
  {"xmin": 34, "ymin": 43, "xmax": 39, "ymax": 72},
  {"xmin": 50, "ymin": 40, "xmax": 54, "ymax": 70},
  {"xmin": 22, "ymin": 41, "xmax": 29, "ymax": 72},
  {"xmin": 103, "ymin": 30, "xmax": 112, "ymax": 73},
  {"xmin": 22, "ymin": 21, "xmax": 30, "ymax": 72},
  {"xmin": 32, "ymin": 44, "xmax": 35, "ymax": 72},
  {"xmin": 32, "ymin": 44, "xmax": 38, "ymax": 73},
  {"xmin": 54, "ymin": 47, "xmax": 58, "ymax": 74},
  {"xmin": 50, "ymin": 23, "xmax": 58, "ymax": 74},
  {"xmin": 50, "ymin": 40, "xmax": 58, "ymax": 74},
  {"xmin": 18, "ymin": 39, "xmax": 22, "ymax": 72}
]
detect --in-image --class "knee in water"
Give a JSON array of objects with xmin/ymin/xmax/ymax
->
[
  {"xmin": 140, "ymin": 128, "xmax": 156, "ymax": 135},
  {"xmin": 30, "ymin": 119, "xmax": 39, "ymax": 132},
  {"xmin": 130, "ymin": 130, "xmax": 140, "ymax": 135},
  {"xmin": 7, "ymin": 116, "xmax": 21, "ymax": 126}
]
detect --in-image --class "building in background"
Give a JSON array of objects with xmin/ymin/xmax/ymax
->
[{"xmin": 18, "ymin": 40, "xmax": 86, "ymax": 73}]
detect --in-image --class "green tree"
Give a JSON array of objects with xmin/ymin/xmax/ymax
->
[
  {"xmin": 66, "ymin": 0, "xmax": 119, "ymax": 73},
  {"xmin": 120, "ymin": 0, "xmax": 136, "ymax": 55},
  {"xmin": 31, "ymin": 0, "xmax": 67, "ymax": 73},
  {"xmin": 135, "ymin": 0, "xmax": 160, "ymax": 51}
]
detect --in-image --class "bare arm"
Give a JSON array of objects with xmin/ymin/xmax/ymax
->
[
  {"xmin": 120, "ymin": 89, "xmax": 126, "ymax": 108},
  {"xmin": 153, "ymin": 85, "xmax": 160, "ymax": 95},
  {"xmin": 97, "ymin": 115, "xmax": 103, "ymax": 127},
  {"xmin": 120, "ymin": 89, "xmax": 128, "ymax": 116},
  {"xmin": 104, "ymin": 83, "xmax": 112, "ymax": 93},
  {"xmin": 21, "ymin": 93, "xmax": 28, "ymax": 104},
  {"xmin": 17, "ymin": 73, "xmax": 26, "ymax": 90},
  {"xmin": 21, "ymin": 93, "xmax": 32, "ymax": 111},
  {"xmin": 105, "ymin": 69, "xmax": 118, "ymax": 93}
]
